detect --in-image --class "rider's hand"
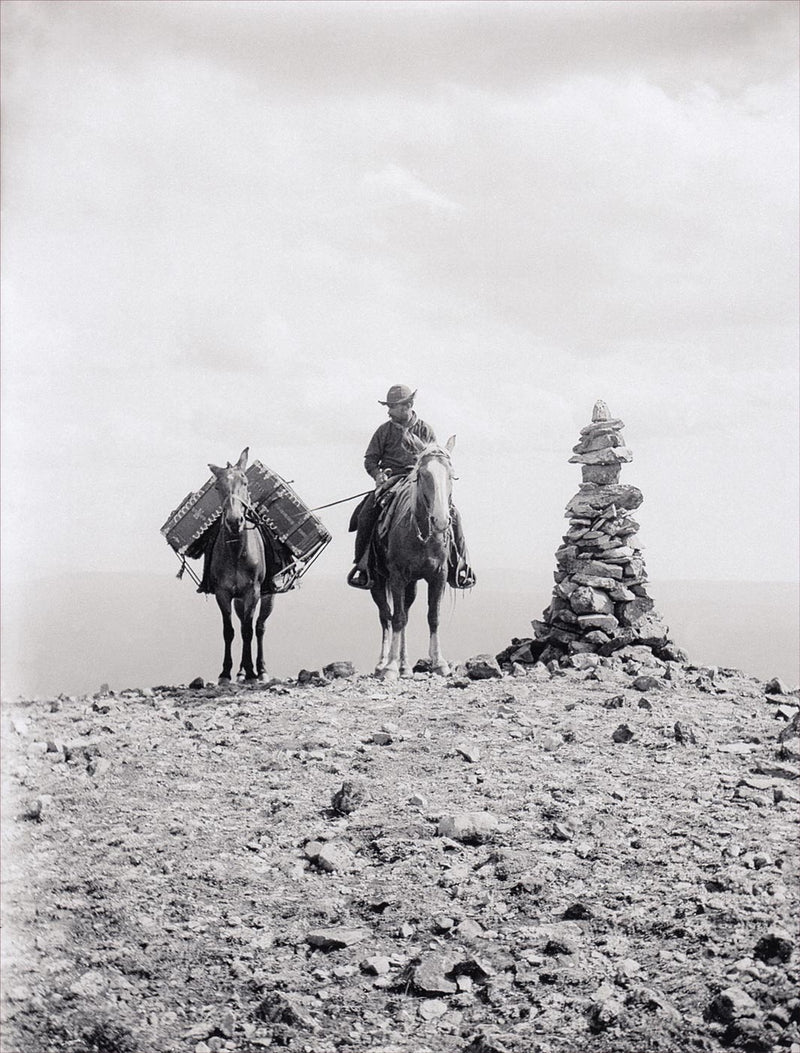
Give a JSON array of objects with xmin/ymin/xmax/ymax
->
[{"xmin": 375, "ymin": 469, "xmax": 390, "ymax": 486}]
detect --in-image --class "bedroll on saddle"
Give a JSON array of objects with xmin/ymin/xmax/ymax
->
[{"xmin": 160, "ymin": 460, "xmax": 332, "ymax": 592}]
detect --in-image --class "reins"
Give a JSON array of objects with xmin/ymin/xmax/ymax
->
[{"xmin": 408, "ymin": 452, "xmax": 453, "ymax": 544}]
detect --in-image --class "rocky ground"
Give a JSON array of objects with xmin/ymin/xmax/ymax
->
[{"xmin": 2, "ymin": 653, "xmax": 799, "ymax": 1053}]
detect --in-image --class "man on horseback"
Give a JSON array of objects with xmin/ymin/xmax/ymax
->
[{"xmin": 347, "ymin": 384, "xmax": 476, "ymax": 591}]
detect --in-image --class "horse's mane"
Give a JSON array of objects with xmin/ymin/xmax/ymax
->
[{"xmin": 383, "ymin": 442, "xmax": 453, "ymax": 535}]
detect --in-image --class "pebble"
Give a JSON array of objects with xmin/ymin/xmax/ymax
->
[
  {"xmin": 418, "ymin": 999, "xmax": 448, "ymax": 1021},
  {"xmin": 753, "ymin": 931, "xmax": 793, "ymax": 964},
  {"xmin": 776, "ymin": 705, "xmax": 799, "ymax": 722},
  {"xmin": 706, "ymin": 985, "xmax": 759, "ymax": 1023},
  {"xmin": 457, "ymin": 919, "xmax": 484, "ymax": 940},
  {"xmin": 734, "ymin": 785, "xmax": 772, "ymax": 807},
  {"xmin": 361, "ymin": 955, "xmax": 391, "ymax": 976},
  {"xmin": 414, "ymin": 954, "xmax": 458, "ymax": 995},
  {"xmin": 612, "ymin": 724, "xmax": 634, "ymax": 743},
  {"xmin": 674, "ymin": 721, "xmax": 696, "ymax": 744},
  {"xmin": 87, "ymin": 757, "xmax": 112, "ymax": 777},
  {"xmin": 615, "ymin": 957, "xmax": 642, "ymax": 982},
  {"xmin": 631, "ymin": 675, "xmax": 661, "ymax": 692},
  {"xmin": 19, "ymin": 797, "xmax": 44, "ymax": 822},
  {"xmin": 306, "ymin": 927, "xmax": 368, "ymax": 950},
  {"xmin": 456, "ymin": 743, "xmax": 481, "ymax": 763},
  {"xmin": 540, "ymin": 732, "xmax": 563, "ymax": 751},
  {"xmin": 330, "ymin": 781, "xmax": 364, "ymax": 815},
  {"xmin": 437, "ymin": 813, "xmax": 499, "ymax": 843},
  {"xmin": 552, "ymin": 822, "xmax": 574, "ymax": 842}
]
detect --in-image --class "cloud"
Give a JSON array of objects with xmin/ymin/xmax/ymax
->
[
  {"xmin": 1, "ymin": 0, "xmax": 797, "ymax": 582},
  {"xmin": 361, "ymin": 163, "xmax": 463, "ymax": 215}
]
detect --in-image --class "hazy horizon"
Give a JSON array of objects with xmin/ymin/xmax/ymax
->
[{"xmin": 3, "ymin": 571, "xmax": 797, "ymax": 699}]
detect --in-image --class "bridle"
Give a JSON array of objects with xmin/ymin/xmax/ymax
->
[
  {"xmin": 410, "ymin": 450, "xmax": 454, "ymax": 544},
  {"xmin": 217, "ymin": 474, "xmax": 262, "ymax": 548}
]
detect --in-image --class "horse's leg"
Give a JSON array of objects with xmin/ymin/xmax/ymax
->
[
  {"xmin": 427, "ymin": 575, "xmax": 450, "ymax": 676},
  {"xmin": 398, "ymin": 580, "xmax": 417, "ymax": 676},
  {"xmin": 370, "ymin": 582, "xmax": 392, "ymax": 676},
  {"xmin": 216, "ymin": 591, "xmax": 235, "ymax": 683},
  {"xmin": 234, "ymin": 598, "xmax": 246, "ymax": 681},
  {"xmin": 255, "ymin": 593, "xmax": 275, "ymax": 681},
  {"xmin": 236, "ymin": 591, "xmax": 259, "ymax": 682},
  {"xmin": 381, "ymin": 580, "xmax": 408, "ymax": 681}
]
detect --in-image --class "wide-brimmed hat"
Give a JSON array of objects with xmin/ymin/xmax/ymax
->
[{"xmin": 379, "ymin": 384, "xmax": 417, "ymax": 406}]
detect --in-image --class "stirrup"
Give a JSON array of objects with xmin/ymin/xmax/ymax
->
[
  {"xmin": 457, "ymin": 568, "xmax": 476, "ymax": 589},
  {"xmin": 347, "ymin": 566, "xmax": 373, "ymax": 590},
  {"xmin": 449, "ymin": 561, "xmax": 476, "ymax": 590}
]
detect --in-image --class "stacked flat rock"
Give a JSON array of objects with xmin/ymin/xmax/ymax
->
[{"xmin": 530, "ymin": 400, "xmax": 675, "ymax": 662}]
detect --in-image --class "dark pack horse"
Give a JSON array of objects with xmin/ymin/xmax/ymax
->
[
  {"xmin": 370, "ymin": 435, "xmax": 460, "ymax": 679},
  {"xmin": 207, "ymin": 448, "xmax": 277, "ymax": 684}
]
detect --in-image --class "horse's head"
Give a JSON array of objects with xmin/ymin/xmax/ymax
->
[
  {"xmin": 409, "ymin": 435, "xmax": 456, "ymax": 536},
  {"xmin": 209, "ymin": 447, "xmax": 251, "ymax": 536}
]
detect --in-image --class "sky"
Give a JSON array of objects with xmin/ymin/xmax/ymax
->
[{"xmin": 2, "ymin": 0, "xmax": 798, "ymax": 593}]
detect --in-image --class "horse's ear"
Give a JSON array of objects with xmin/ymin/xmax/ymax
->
[
  {"xmin": 209, "ymin": 463, "xmax": 223, "ymax": 478},
  {"xmin": 236, "ymin": 448, "xmax": 249, "ymax": 471},
  {"xmin": 445, "ymin": 434, "xmax": 456, "ymax": 453}
]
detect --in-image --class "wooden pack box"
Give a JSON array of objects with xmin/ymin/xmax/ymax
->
[
  {"xmin": 161, "ymin": 460, "xmax": 331, "ymax": 564},
  {"xmin": 247, "ymin": 461, "xmax": 331, "ymax": 562}
]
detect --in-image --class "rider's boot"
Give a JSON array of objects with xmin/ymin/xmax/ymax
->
[
  {"xmin": 347, "ymin": 493, "xmax": 378, "ymax": 589},
  {"xmin": 448, "ymin": 507, "xmax": 476, "ymax": 589}
]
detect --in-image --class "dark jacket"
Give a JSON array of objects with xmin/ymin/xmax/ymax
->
[{"xmin": 363, "ymin": 413, "xmax": 436, "ymax": 478}]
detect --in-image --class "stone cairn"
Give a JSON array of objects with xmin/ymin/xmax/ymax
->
[{"xmin": 498, "ymin": 400, "xmax": 685, "ymax": 671}]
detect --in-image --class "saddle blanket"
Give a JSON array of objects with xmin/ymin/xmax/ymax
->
[{"xmin": 161, "ymin": 460, "xmax": 331, "ymax": 564}]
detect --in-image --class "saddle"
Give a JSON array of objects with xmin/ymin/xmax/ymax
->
[{"xmin": 189, "ymin": 519, "xmax": 298, "ymax": 594}]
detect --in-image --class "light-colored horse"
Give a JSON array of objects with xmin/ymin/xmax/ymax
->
[
  {"xmin": 370, "ymin": 436, "xmax": 457, "ymax": 680},
  {"xmin": 208, "ymin": 448, "xmax": 275, "ymax": 683}
]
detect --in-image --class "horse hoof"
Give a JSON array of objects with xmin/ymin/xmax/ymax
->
[
  {"xmin": 432, "ymin": 663, "xmax": 451, "ymax": 676},
  {"xmin": 218, "ymin": 676, "xmax": 231, "ymax": 685},
  {"xmin": 379, "ymin": 667, "xmax": 399, "ymax": 681}
]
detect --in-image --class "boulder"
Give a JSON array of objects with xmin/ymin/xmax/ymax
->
[
  {"xmin": 765, "ymin": 677, "xmax": 791, "ymax": 695},
  {"xmin": 576, "ymin": 614, "xmax": 619, "ymax": 632},
  {"xmin": 323, "ymin": 661, "xmax": 356, "ymax": 679},
  {"xmin": 565, "ymin": 484, "xmax": 643, "ymax": 519},
  {"xmin": 465, "ymin": 655, "xmax": 503, "ymax": 680},
  {"xmin": 570, "ymin": 587, "xmax": 614, "ymax": 616}
]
